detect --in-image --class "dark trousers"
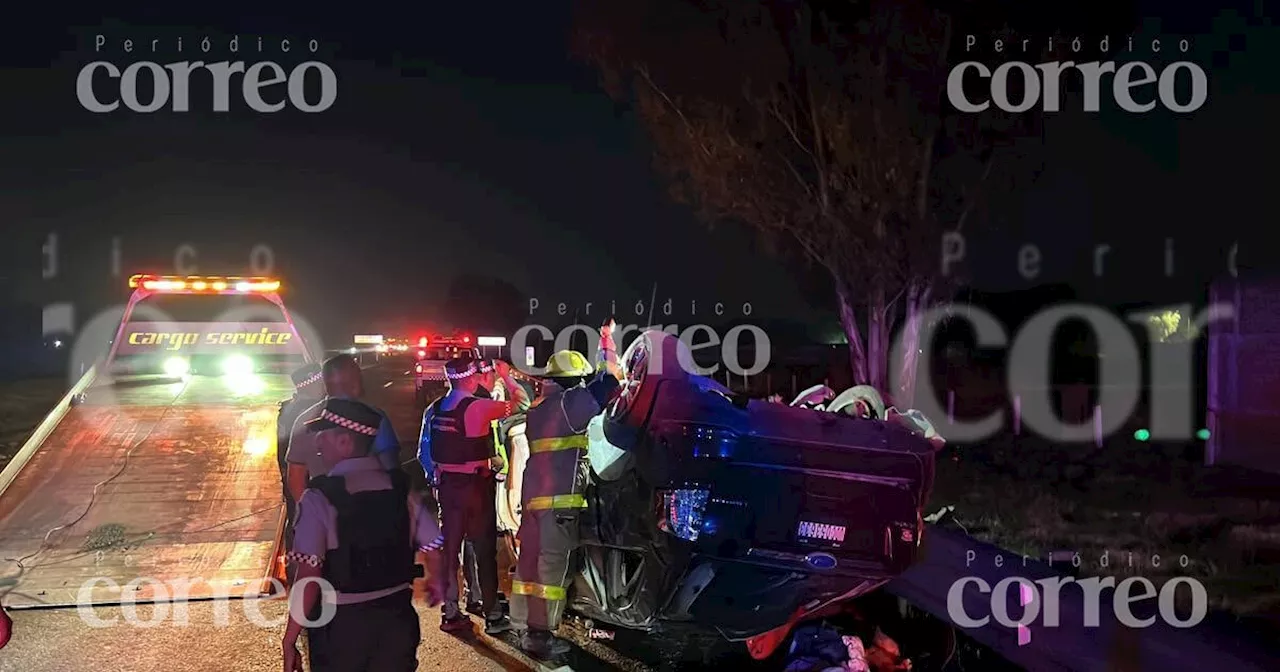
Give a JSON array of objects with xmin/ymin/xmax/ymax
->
[
  {"xmin": 510, "ymin": 509, "xmax": 579, "ymax": 632},
  {"xmin": 463, "ymin": 540, "xmax": 481, "ymax": 605},
  {"xmin": 438, "ymin": 472, "xmax": 500, "ymax": 619},
  {"xmin": 307, "ymin": 590, "xmax": 420, "ymax": 672}
]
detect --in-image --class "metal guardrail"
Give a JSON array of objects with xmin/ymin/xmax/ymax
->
[{"xmin": 885, "ymin": 525, "xmax": 1276, "ymax": 672}]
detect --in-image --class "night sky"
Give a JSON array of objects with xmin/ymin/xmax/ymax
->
[{"xmin": 2, "ymin": 2, "xmax": 1276, "ymax": 359}]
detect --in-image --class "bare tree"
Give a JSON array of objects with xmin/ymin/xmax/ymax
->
[{"xmin": 574, "ymin": 0, "xmax": 1039, "ymax": 406}]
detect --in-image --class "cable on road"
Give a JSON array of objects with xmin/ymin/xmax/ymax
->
[{"xmin": 0, "ymin": 377, "xmax": 190, "ymax": 600}]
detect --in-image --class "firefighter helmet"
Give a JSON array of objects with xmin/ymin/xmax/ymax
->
[{"xmin": 543, "ymin": 350, "xmax": 593, "ymax": 378}]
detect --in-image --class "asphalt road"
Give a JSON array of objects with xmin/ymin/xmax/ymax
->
[{"xmin": 0, "ymin": 361, "xmax": 531, "ymax": 672}]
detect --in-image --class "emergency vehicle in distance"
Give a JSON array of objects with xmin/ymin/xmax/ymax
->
[
  {"xmin": 413, "ymin": 333, "xmax": 478, "ymax": 404},
  {"xmin": 492, "ymin": 330, "xmax": 941, "ymax": 660},
  {"xmin": 0, "ymin": 274, "xmax": 308, "ymax": 607}
]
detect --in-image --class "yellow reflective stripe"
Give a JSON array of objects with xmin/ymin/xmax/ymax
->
[
  {"xmin": 529, "ymin": 435, "xmax": 588, "ymax": 453},
  {"xmin": 511, "ymin": 580, "xmax": 567, "ymax": 601},
  {"xmin": 525, "ymin": 494, "xmax": 587, "ymax": 510}
]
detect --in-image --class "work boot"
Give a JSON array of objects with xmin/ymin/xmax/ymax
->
[
  {"xmin": 520, "ymin": 629, "xmax": 571, "ymax": 659},
  {"xmin": 484, "ymin": 614, "xmax": 513, "ymax": 635},
  {"xmin": 466, "ymin": 601, "xmax": 485, "ymax": 617},
  {"xmin": 440, "ymin": 611, "xmax": 471, "ymax": 633}
]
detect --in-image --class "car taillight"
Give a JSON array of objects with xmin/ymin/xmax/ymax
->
[
  {"xmin": 417, "ymin": 350, "xmax": 426, "ymax": 359},
  {"xmin": 655, "ymin": 487, "xmax": 710, "ymax": 541}
]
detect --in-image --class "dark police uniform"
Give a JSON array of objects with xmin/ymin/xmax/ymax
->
[
  {"xmin": 289, "ymin": 399, "xmax": 439, "ymax": 671},
  {"xmin": 510, "ymin": 356, "xmax": 619, "ymax": 657},
  {"xmin": 420, "ymin": 358, "xmax": 507, "ymax": 631},
  {"xmin": 462, "ymin": 362, "xmax": 495, "ymax": 616},
  {"xmin": 278, "ymin": 363, "xmax": 325, "ymax": 526}
]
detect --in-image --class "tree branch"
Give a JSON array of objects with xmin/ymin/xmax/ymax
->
[
  {"xmin": 954, "ymin": 152, "xmax": 995, "ymax": 234},
  {"xmin": 636, "ymin": 65, "xmax": 713, "ymax": 159},
  {"xmin": 768, "ymin": 97, "xmax": 816, "ymax": 163}
]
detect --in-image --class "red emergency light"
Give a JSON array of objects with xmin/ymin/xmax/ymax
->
[
  {"xmin": 461, "ymin": 335, "xmax": 471, "ymax": 344},
  {"xmin": 418, "ymin": 337, "xmax": 429, "ymax": 347}
]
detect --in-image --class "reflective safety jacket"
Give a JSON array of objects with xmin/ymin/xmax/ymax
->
[
  {"xmin": 424, "ymin": 397, "xmax": 495, "ymax": 474},
  {"xmin": 521, "ymin": 373, "xmax": 619, "ymax": 512}
]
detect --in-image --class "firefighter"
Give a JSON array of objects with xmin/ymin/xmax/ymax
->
[
  {"xmin": 511, "ymin": 319, "xmax": 623, "ymax": 658},
  {"xmin": 419, "ymin": 354, "xmax": 529, "ymax": 634},
  {"xmin": 282, "ymin": 398, "xmax": 439, "ymax": 672},
  {"xmin": 285, "ymin": 354, "xmax": 402, "ymax": 505}
]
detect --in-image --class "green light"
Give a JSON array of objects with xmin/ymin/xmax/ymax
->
[
  {"xmin": 1134, "ymin": 428, "xmax": 1150, "ymax": 441},
  {"xmin": 1196, "ymin": 428, "xmax": 1210, "ymax": 440}
]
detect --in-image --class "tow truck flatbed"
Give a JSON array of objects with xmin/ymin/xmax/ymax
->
[
  {"xmin": 0, "ymin": 374, "xmax": 290, "ymax": 608},
  {"xmin": 0, "ymin": 275, "xmax": 311, "ymax": 609}
]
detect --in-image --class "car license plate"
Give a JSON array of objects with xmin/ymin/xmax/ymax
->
[{"xmin": 797, "ymin": 520, "xmax": 846, "ymax": 544}]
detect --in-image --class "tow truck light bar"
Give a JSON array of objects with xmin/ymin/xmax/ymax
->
[{"xmin": 128, "ymin": 274, "xmax": 281, "ymax": 294}]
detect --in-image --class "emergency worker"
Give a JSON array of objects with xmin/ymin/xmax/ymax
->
[
  {"xmin": 286, "ymin": 354, "xmax": 402, "ymax": 505},
  {"xmin": 461, "ymin": 357, "xmax": 523, "ymax": 615},
  {"xmin": 419, "ymin": 354, "xmax": 529, "ymax": 633},
  {"xmin": 277, "ymin": 362, "xmax": 325, "ymax": 579},
  {"xmin": 511, "ymin": 319, "xmax": 623, "ymax": 658},
  {"xmin": 282, "ymin": 398, "xmax": 440, "ymax": 672}
]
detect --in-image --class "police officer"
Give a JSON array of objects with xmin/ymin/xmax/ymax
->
[
  {"xmin": 279, "ymin": 364, "xmax": 325, "ymax": 509},
  {"xmin": 282, "ymin": 398, "xmax": 441, "ymax": 672},
  {"xmin": 511, "ymin": 319, "xmax": 622, "ymax": 658},
  {"xmin": 419, "ymin": 354, "xmax": 529, "ymax": 634},
  {"xmin": 278, "ymin": 362, "xmax": 325, "ymax": 582},
  {"xmin": 285, "ymin": 354, "xmax": 402, "ymax": 505}
]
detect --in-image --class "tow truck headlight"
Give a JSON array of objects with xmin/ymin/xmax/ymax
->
[
  {"xmin": 655, "ymin": 487, "xmax": 711, "ymax": 541},
  {"xmin": 221, "ymin": 355, "xmax": 255, "ymax": 377},
  {"xmin": 163, "ymin": 357, "xmax": 190, "ymax": 377}
]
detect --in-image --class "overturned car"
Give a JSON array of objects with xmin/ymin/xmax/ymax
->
[{"xmin": 495, "ymin": 330, "xmax": 941, "ymax": 657}]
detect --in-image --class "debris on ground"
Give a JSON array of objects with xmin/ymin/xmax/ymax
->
[
  {"xmin": 784, "ymin": 622, "xmax": 913, "ymax": 671},
  {"xmin": 82, "ymin": 524, "xmax": 127, "ymax": 551}
]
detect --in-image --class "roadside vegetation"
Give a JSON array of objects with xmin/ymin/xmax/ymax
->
[
  {"xmin": 933, "ymin": 431, "xmax": 1280, "ymax": 623},
  {"xmin": 0, "ymin": 378, "xmax": 66, "ymax": 471}
]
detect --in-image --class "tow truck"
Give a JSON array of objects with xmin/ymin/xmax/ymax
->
[
  {"xmin": 0, "ymin": 274, "xmax": 309, "ymax": 607},
  {"xmin": 412, "ymin": 333, "xmax": 477, "ymax": 404}
]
